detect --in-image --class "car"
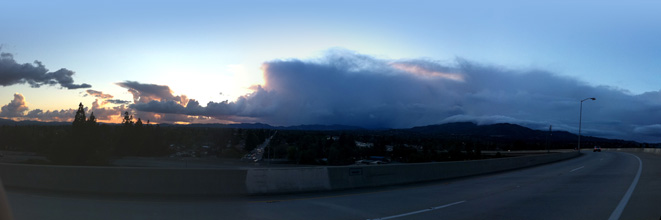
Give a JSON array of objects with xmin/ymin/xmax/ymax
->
[{"xmin": 594, "ymin": 146, "xmax": 601, "ymax": 152}]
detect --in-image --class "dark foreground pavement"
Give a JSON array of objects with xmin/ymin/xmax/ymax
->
[{"xmin": 5, "ymin": 150, "xmax": 658, "ymax": 220}]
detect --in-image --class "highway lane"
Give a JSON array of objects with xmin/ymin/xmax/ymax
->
[
  {"xmin": 5, "ymin": 151, "xmax": 654, "ymax": 220},
  {"xmin": 619, "ymin": 150, "xmax": 661, "ymax": 220}
]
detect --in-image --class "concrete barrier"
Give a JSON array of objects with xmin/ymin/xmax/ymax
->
[
  {"xmin": 643, "ymin": 148, "xmax": 661, "ymax": 155},
  {"xmin": 245, "ymin": 151, "xmax": 579, "ymax": 194},
  {"xmin": 609, "ymin": 147, "xmax": 661, "ymax": 156},
  {"xmin": 246, "ymin": 167, "xmax": 330, "ymax": 194},
  {"xmin": 326, "ymin": 151, "xmax": 579, "ymax": 190},
  {"xmin": 0, "ymin": 164, "xmax": 247, "ymax": 196},
  {"xmin": 0, "ymin": 151, "xmax": 579, "ymax": 195}
]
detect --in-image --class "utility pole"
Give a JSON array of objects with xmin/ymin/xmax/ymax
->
[
  {"xmin": 546, "ymin": 125, "xmax": 552, "ymax": 153},
  {"xmin": 578, "ymin": 97, "xmax": 596, "ymax": 151}
]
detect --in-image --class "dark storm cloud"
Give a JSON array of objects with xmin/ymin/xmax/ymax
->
[
  {"xmin": 116, "ymin": 81, "xmax": 188, "ymax": 105},
  {"xmin": 634, "ymin": 124, "xmax": 661, "ymax": 137},
  {"xmin": 105, "ymin": 99, "xmax": 131, "ymax": 105},
  {"xmin": 125, "ymin": 50, "xmax": 661, "ymax": 142},
  {"xmin": 83, "ymin": 89, "xmax": 130, "ymax": 105},
  {"xmin": 131, "ymin": 85, "xmax": 277, "ymax": 118},
  {"xmin": 0, "ymin": 51, "xmax": 91, "ymax": 89},
  {"xmin": 113, "ymin": 81, "xmax": 202, "ymax": 123}
]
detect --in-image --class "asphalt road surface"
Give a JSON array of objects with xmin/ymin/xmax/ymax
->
[{"xmin": 5, "ymin": 150, "xmax": 658, "ymax": 220}]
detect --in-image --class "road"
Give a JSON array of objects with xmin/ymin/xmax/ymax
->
[
  {"xmin": 241, "ymin": 131, "xmax": 277, "ymax": 163},
  {"xmin": 5, "ymin": 151, "xmax": 659, "ymax": 220}
]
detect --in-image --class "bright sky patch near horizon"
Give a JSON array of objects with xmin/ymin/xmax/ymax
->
[{"xmin": 2, "ymin": 0, "xmax": 661, "ymax": 142}]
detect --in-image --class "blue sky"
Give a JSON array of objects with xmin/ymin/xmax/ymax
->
[{"xmin": 1, "ymin": 0, "xmax": 661, "ymax": 142}]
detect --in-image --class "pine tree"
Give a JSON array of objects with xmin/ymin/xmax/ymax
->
[
  {"xmin": 72, "ymin": 103, "xmax": 86, "ymax": 128},
  {"xmin": 122, "ymin": 111, "xmax": 134, "ymax": 126},
  {"xmin": 49, "ymin": 103, "xmax": 109, "ymax": 165},
  {"xmin": 87, "ymin": 112, "xmax": 97, "ymax": 127}
]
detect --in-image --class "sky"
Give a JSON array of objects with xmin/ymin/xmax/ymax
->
[{"xmin": 1, "ymin": 0, "xmax": 661, "ymax": 142}]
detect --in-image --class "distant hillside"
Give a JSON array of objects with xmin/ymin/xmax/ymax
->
[
  {"xmin": 408, "ymin": 122, "xmax": 549, "ymax": 139},
  {"xmin": 171, "ymin": 122, "xmax": 365, "ymax": 131},
  {"xmin": 174, "ymin": 122, "xmax": 276, "ymax": 129},
  {"xmin": 0, "ymin": 118, "xmax": 365, "ymax": 131},
  {"xmin": 0, "ymin": 118, "xmax": 69, "ymax": 126},
  {"xmin": 0, "ymin": 118, "xmax": 642, "ymax": 145},
  {"xmin": 282, "ymin": 124, "xmax": 366, "ymax": 131},
  {"xmin": 405, "ymin": 122, "xmax": 636, "ymax": 145}
]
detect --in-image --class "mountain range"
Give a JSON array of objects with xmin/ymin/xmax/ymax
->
[{"xmin": 0, "ymin": 118, "xmax": 648, "ymax": 145}]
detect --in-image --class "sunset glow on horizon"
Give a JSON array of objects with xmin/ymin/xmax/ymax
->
[{"xmin": 2, "ymin": 0, "xmax": 661, "ymax": 142}]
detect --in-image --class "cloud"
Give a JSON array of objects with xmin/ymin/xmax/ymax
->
[
  {"xmin": 105, "ymin": 99, "xmax": 131, "ymax": 105},
  {"xmin": 0, "ymin": 93, "xmax": 128, "ymax": 123},
  {"xmin": 116, "ymin": 81, "xmax": 188, "ymax": 105},
  {"xmin": 130, "ymin": 85, "xmax": 277, "ymax": 118},
  {"xmin": 119, "ymin": 49, "xmax": 661, "ymax": 142},
  {"xmin": 85, "ymin": 89, "xmax": 113, "ymax": 99},
  {"xmin": 0, "ymin": 93, "xmax": 29, "ymax": 118},
  {"xmin": 114, "ymin": 81, "xmax": 201, "ymax": 123},
  {"xmin": 0, "ymin": 93, "xmax": 78, "ymax": 121},
  {"xmin": 25, "ymin": 108, "xmax": 76, "ymax": 122},
  {"xmin": 89, "ymin": 99, "xmax": 129, "ymax": 121},
  {"xmin": 125, "ymin": 50, "xmax": 473, "ymax": 127},
  {"xmin": 0, "ymin": 51, "xmax": 91, "ymax": 89},
  {"xmin": 634, "ymin": 124, "xmax": 661, "ymax": 137},
  {"xmin": 84, "ymin": 89, "xmax": 130, "ymax": 105}
]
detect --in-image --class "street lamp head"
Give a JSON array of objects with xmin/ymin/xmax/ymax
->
[{"xmin": 581, "ymin": 97, "xmax": 597, "ymax": 102}]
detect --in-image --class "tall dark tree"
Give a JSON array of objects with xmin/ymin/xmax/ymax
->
[
  {"xmin": 87, "ymin": 112, "xmax": 97, "ymax": 127},
  {"xmin": 122, "ymin": 111, "xmax": 134, "ymax": 126},
  {"xmin": 72, "ymin": 103, "xmax": 86, "ymax": 128},
  {"xmin": 48, "ymin": 103, "xmax": 110, "ymax": 165}
]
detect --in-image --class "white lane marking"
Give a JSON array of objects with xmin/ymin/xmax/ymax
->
[
  {"xmin": 569, "ymin": 166, "xmax": 585, "ymax": 172},
  {"xmin": 608, "ymin": 153, "xmax": 642, "ymax": 220},
  {"xmin": 367, "ymin": 200, "xmax": 466, "ymax": 220}
]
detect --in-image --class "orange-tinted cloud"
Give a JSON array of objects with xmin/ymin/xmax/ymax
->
[
  {"xmin": 0, "ymin": 93, "xmax": 127, "ymax": 123},
  {"xmin": 0, "ymin": 93, "xmax": 29, "ymax": 118},
  {"xmin": 85, "ymin": 89, "xmax": 114, "ymax": 99}
]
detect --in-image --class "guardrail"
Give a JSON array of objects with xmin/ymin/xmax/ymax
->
[
  {"xmin": 609, "ymin": 148, "xmax": 661, "ymax": 156},
  {"xmin": 0, "ymin": 151, "xmax": 580, "ymax": 196}
]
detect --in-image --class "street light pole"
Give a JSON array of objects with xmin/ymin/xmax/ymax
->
[
  {"xmin": 546, "ymin": 125, "xmax": 552, "ymax": 153},
  {"xmin": 578, "ymin": 97, "xmax": 596, "ymax": 151}
]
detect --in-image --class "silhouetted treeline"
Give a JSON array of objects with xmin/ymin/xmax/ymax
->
[
  {"xmin": 0, "ymin": 119, "xmax": 272, "ymax": 165},
  {"xmin": 0, "ymin": 108, "xmax": 646, "ymax": 166},
  {"xmin": 0, "ymin": 104, "xmax": 168, "ymax": 165}
]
